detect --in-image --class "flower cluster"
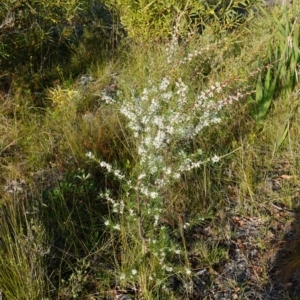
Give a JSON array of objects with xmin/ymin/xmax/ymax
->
[
  {"xmin": 165, "ymin": 26, "xmax": 180, "ymax": 64},
  {"xmin": 4, "ymin": 179, "xmax": 26, "ymax": 194},
  {"xmin": 165, "ymin": 27, "xmax": 220, "ymax": 67},
  {"xmin": 120, "ymin": 76, "xmax": 239, "ymax": 185}
]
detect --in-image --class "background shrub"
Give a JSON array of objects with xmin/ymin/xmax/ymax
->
[
  {"xmin": 103, "ymin": 0, "xmax": 263, "ymax": 41},
  {"xmin": 0, "ymin": 0, "xmax": 118, "ymax": 96}
]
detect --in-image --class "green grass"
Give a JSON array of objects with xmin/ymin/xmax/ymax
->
[{"xmin": 0, "ymin": 1, "xmax": 300, "ymax": 299}]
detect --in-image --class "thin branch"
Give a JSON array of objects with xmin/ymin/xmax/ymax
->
[{"xmin": 136, "ymin": 179, "xmax": 148, "ymax": 254}]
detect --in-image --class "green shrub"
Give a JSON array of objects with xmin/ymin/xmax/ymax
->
[
  {"xmin": 0, "ymin": 0, "xmax": 117, "ymax": 94},
  {"xmin": 104, "ymin": 0, "xmax": 263, "ymax": 42},
  {"xmin": 252, "ymin": 2, "xmax": 300, "ymax": 131}
]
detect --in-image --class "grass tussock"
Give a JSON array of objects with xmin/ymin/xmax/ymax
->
[{"xmin": 1, "ymin": 1, "xmax": 300, "ymax": 299}]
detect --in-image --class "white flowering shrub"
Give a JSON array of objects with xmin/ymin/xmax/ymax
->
[{"xmin": 85, "ymin": 34, "xmax": 248, "ymax": 296}]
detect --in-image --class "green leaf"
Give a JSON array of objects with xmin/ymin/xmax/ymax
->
[
  {"xmin": 275, "ymin": 121, "xmax": 290, "ymax": 150},
  {"xmin": 264, "ymin": 67, "xmax": 271, "ymax": 93},
  {"xmin": 255, "ymin": 66, "xmax": 278, "ymax": 125},
  {"xmin": 255, "ymin": 74, "xmax": 263, "ymax": 103}
]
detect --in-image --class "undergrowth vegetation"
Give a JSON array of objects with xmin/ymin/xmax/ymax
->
[{"xmin": 1, "ymin": 0, "xmax": 300, "ymax": 299}]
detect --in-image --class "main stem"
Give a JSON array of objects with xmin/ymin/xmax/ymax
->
[{"xmin": 136, "ymin": 179, "xmax": 148, "ymax": 254}]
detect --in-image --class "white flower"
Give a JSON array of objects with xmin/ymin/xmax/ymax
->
[
  {"xmin": 153, "ymin": 130, "xmax": 165, "ymax": 149},
  {"xmin": 174, "ymin": 249, "xmax": 181, "ymax": 255},
  {"xmin": 141, "ymin": 115, "xmax": 150, "ymax": 125},
  {"xmin": 113, "ymin": 202, "xmax": 119, "ymax": 213},
  {"xmin": 150, "ymin": 165, "xmax": 158, "ymax": 174},
  {"xmin": 150, "ymin": 86, "xmax": 158, "ymax": 93},
  {"xmin": 119, "ymin": 200, "xmax": 125, "ymax": 214},
  {"xmin": 120, "ymin": 273, "xmax": 126, "ymax": 280},
  {"xmin": 100, "ymin": 161, "xmax": 112, "ymax": 172},
  {"xmin": 150, "ymin": 191, "xmax": 158, "ymax": 199},
  {"xmin": 113, "ymin": 224, "xmax": 120, "ymax": 230},
  {"xmin": 215, "ymin": 82, "xmax": 222, "ymax": 93},
  {"xmin": 138, "ymin": 173, "xmax": 146, "ymax": 180},
  {"xmin": 164, "ymin": 167, "xmax": 172, "ymax": 175},
  {"xmin": 185, "ymin": 268, "xmax": 192, "ymax": 275},
  {"xmin": 104, "ymin": 220, "xmax": 110, "ymax": 226},
  {"xmin": 103, "ymin": 192, "xmax": 115, "ymax": 204},
  {"xmin": 172, "ymin": 173, "xmax": 181, "ymax": 180},
  {"xmin": 211, "ymin": 116, "xmax": 221, "ymax": 124},
  {"xmin": 140, "ymin": 186, "xmax": 149, "ymax": 197},
  {"xmin": 160, "ymin": 77, "xmax": 170, "ymax": 91},
  {"xmin": 208, "ymin": 91, "xmax": 214, "ymax": 97},
  {"xmin": 141, "ymin": 88, "xmax": 149, "ymax": 101},
  {"xmin": 131, "ymin": 269, "xmax": 137, "ymax": 275},
  {"xmin": 101, "ymin": 93, "xmax": 115, "ymax": 104},
  {"xmin": 113, "ymin": 169, "xmax": 125, "ymax": 180},
  {"xmin": 211, "ymin": 155, "xmax": 220, "ymax": 163},
  {"xmin": 153, "ymin": 116, "xmax": 164, "ymax": 128},
  {"xmin": 149, "ymin": 98, "xmax": 160, "ymax": 114},
  {"xmin": 183, "ymin": 222, "xmax": 190, "ymax": 229},
  {"xmin": 138, "ymin": 145, "xmax": 146, "ymax": 156},
  {"xmin": 154, "ymin": 214, "xmax": 160, "ymax": 226},
  {"xmin": 160, "ymin": 251, "xmax": 166, "ymax": 258},
  {"xmin": 162, "ymin": 92, "xmax": 172, "ymax": 101},
  {"xmin": 166, "ymin": 266, "xmax": 173, "ymax": 272},
  {"xmin": 144, "ymin": 136, "xmax": 152, "ymax": 146},
  {"xmin": 85, "ymin": 152, "xmax": 94, "ymax": 159}
]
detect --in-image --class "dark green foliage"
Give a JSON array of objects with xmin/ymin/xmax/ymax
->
[
  {"xmin": 104, "ymin": 0, "xmax": 263, "ymax": 41},
  {"xmin": 198, "ymin": 0, "xmax": 263, "ymax": 32},
  {"xmin": 41, "ymin": 168, "xmax": 110, "ymax": 297},
  {"xmin": 42, "ymin": 169, "xmax": 105, "ymax": 256},
  {"xmin": 0, "ymin": 0, "xmax": 117, "ymax": 95},
  {"xmin": 252, "ymin": 3, "xmax": 300, "ymax": 131}
]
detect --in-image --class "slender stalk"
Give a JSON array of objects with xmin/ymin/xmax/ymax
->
[{"xmin": 136, "ymin": 179, "xmax": 148, "ymax": 254}]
